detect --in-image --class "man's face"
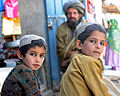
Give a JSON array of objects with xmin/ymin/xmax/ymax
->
[{"xmin": 67, "ymin": 8, "xmax": 82, "ymax": 28}]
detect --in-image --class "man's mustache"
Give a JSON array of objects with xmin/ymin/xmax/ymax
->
[{"xmin": 69, "ymin": 17, "xmax": 76, "ymax": 21}]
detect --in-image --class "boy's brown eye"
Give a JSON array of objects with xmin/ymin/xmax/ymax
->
[
  {"xmin": 30, "ymin": 53, "xmax": 36, "ymax": 56},
  {"xmin": 90, "ymin": 40, "xmax": 96, "ymax": 43},
  {"xmin": 40, "ymin": 54, "xmax": 45, "ymax": 58},
  {"xmin": 100, "ymin": 42, "xmax": 105, "ymax": 46}
]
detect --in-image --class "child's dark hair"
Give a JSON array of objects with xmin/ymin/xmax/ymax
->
[
  {"xmin": 78, "ymin": 24, "xmax": 106, "ymax": 44},
  {"xmin": 19, "ymin": 39, "xmax": 47, "ymax": 57}
]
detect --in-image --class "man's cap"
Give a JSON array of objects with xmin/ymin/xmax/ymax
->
[
  {"xmin": 63, "ymin": 0, "xmax": 85, "ymax": 16},
  {"xmin": 19, "ymin": 34, "xmax": 46, "ymax": 48}
]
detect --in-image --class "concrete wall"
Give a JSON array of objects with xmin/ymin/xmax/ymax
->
[
  {"xmin": 18, "ymin": 0, "xmax": 51, "ymax": 89},
  {"xmin": 18, "ymin": 0, "xmax": 46, "ymax": 37}
]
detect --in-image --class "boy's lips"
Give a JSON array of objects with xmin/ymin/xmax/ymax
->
[
  {"xmin": 33, "ymin": 64, "xmax": 40, "ymax": 68},
  {"xmin": 93, "ymin": 51, "xmax": 100, "ymax": 55}
]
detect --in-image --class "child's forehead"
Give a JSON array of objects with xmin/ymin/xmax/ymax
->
[
  {"xmin": 88, "ymin": 30, "xmax": 106, "ymax": 40},
  {"xmin": 90, "ymin": 30, "xmax": 106, "ymax": 35},
  {"xmin": 26, "ymin": 46, "xmax": 46, "ymax": 55},
  {"xmin": 30, "ymin": 46, "xmax": 46, "ymax": 50},
  {"xmin": 29, "ymin": 46, "xmax": 46, "ymax": 52}
]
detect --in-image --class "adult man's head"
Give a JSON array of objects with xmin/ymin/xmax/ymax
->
[{"xmin": 63, "ymin": 1, "xmax": 85, "ymax": 29}]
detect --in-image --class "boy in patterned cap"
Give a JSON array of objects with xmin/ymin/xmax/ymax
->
[
  {"xmin": 56, "ymin": 0, "xmax": 86, "ymax": 73},
  {"xmin": 1, "ymin": 34, "xmax": 47, "ymax": 96}
]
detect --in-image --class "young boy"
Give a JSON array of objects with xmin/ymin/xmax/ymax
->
[
  {"xmin": 60, "ymin": 22, "xmax": 112, "ymax": 96},
  {"xmin": 1, "ymin": 34, "xmax": 47, "ymax": 96}
]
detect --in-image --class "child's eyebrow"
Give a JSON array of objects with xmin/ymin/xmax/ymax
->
[
  {"xmin": 29, "ymin": 51, "xmax": 37, "ymax": 53},
  {"xmin": 29, "ymin": 51, "xmax": 46, "ymax": 54},
  {"xmin": 87, "ymin": 37, "xmax": 95, "ymax": 39}
]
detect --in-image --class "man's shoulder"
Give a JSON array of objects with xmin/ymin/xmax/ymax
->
[
  {"xmin": 81, "ymin": 18, "xmax": 87, "ymax": 23},
  {"xmin": 58, "ymin": 22, "xmax": 68, "ymax": 29},
  {"xmin": 56, "ymin": 22, "xmax": 70, "ymax": 35}
]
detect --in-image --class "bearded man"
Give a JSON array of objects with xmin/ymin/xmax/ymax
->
[{"xmin": 56, "ymin": 1, "xmax": 86, "ymax": 73}]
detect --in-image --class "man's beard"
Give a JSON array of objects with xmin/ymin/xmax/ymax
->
[{"xmin": 67, "ymin": 17, "xmax": 82, "ymax": 29}]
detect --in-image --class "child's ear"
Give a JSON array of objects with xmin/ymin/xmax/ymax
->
[
  {"xmin": 17, "ymin": 51, "xmax": 23, "ymax": 59},
  {"xmin": 76, "ymin": 40, "xmax": 82, "ymax": 50}
]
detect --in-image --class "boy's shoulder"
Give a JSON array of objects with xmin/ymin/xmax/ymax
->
[
  {"xmin": 70, "ymin": 54, "xmax": 104, "ymax": 71},
  {"xmin": 73, "ymin": 54, "xmax": 94, "ymax": 61},
  {"xmin": 10, "ymin": 64, "xmax": 33, "ymax": 75},
  {"xmin": 72, "ymin": 54, "xmax": 103, "ymax": 65}
]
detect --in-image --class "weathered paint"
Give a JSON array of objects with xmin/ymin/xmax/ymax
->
[{"xmin": 45, "ymin": 0, "xmax": 74, "ymax": 89}]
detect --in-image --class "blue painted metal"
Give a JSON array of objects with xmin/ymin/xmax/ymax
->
[
  {"xmin": 45, "ymin": 0, "xmax": 85, "ymax": 89},
  {"xmin": 0, "ymin": 0, "xmax": 4, "ymax": 11},
  {"xmin": 0, "ymin": 0, "xmax": 6, "ymax": 11}
]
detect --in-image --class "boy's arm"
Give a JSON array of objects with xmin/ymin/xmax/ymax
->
[{"xmin": 80, "ymin": 58, "xmax": 112, "ymax": 96}]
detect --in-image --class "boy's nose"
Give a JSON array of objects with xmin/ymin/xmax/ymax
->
[
  {"xmin": 96, "ymin": 43, "xmax": 101, "ymax": 49},
  {"xmin": 35, "ymin": 56, "xmax": 41, "ymax": 62}
]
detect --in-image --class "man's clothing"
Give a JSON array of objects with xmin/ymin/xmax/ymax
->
[
  {"xmin": 56, "ymin": 22, "xmax": 77, "ymax": 61},
  {"xmin": 56, "ymin": 20, "xmax": 85, "ymax": 72}
]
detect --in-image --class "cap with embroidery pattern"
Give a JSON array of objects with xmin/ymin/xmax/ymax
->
[{"xmin": 19, "ymin": 34, "xmax": 46, "ymax": 48}]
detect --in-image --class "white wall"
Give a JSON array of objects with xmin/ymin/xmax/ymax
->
[{"xmin": 93, "ymin": 0, "xmax": 102, "ymax": 24}]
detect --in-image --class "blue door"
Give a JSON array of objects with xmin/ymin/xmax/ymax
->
[{"xmin": 45, "ymin": 0, "xmax": 72, "ymax": 89}]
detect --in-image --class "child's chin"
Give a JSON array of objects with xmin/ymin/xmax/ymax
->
[
  {"xmin": 93, "ymin": 56, "xmax": 99, "ymax": 59},
  {"xmin": 32, "ymin": 68, "xmax": 39, "ymax": 70}
]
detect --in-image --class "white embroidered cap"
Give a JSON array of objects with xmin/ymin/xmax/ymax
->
[{"xmin": 19, "ymin": 34, "xmax": 46, "ymax": 48}]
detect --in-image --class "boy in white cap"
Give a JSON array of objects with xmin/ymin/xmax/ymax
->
[
  {"xmin": 1, "ymin": 34, "xmax": 47, "ymax": 96},
  {"xmin": 60, "ymin": 22, "xmax": 112, "ymax": 96}
]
